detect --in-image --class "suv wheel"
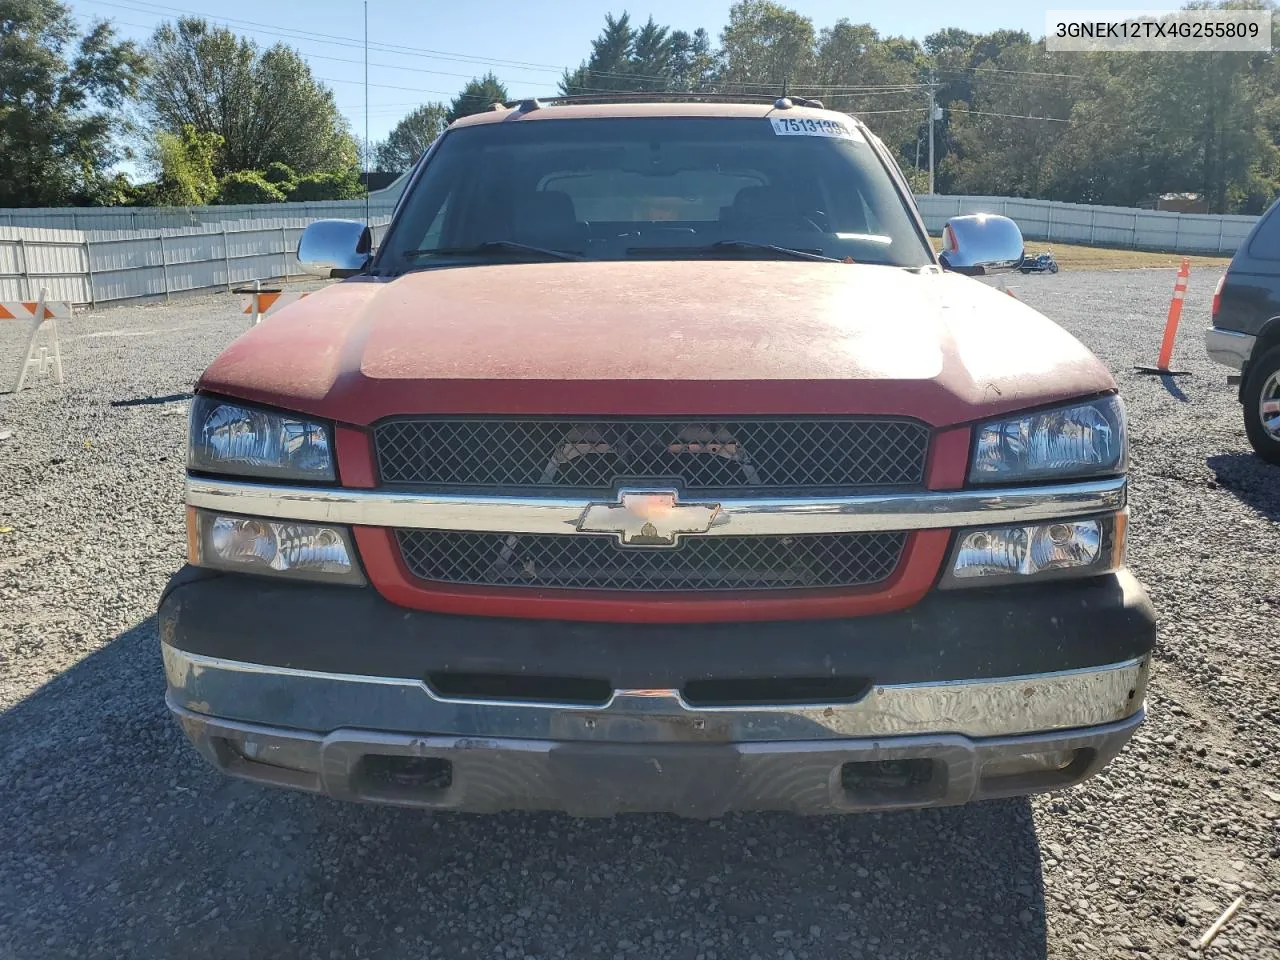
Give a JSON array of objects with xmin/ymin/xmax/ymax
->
[{"xmin": 1243, "ymin": 345, "xmax": 1280, "ymax": 465}]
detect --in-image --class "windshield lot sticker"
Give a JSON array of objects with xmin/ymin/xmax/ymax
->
[{"xmin": 770, "ymin": 117, "xmax": 865, "ymax": 142}]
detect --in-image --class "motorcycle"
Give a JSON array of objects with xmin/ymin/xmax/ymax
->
[{"xmin": 1018, "ymin": 249, "xmax": 1059, "ymax": 274}]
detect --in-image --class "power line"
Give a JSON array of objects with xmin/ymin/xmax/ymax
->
[
  {"xmin": 75, "ymin": 0, "xmax": 1060, "ymax": 134},
  {"xmin": 314, "ymin": 76, "xmax": 460, "ymax": 96},
  {"xmin": 78, "ymin": 0, "xmax": 940, "ymax": 95},
  {"xmin": 80, "ymin": 0, "xmax": 1096, "ymax": 111},
  {"xmin": 848, "ymin": 107, "xmax": 932, "ymax": 116},
  {"xmin": 75, "ymin": 11, "xmax": 525, "ymax": 83},
  {"xmin": 955, "ymin": 108, "xmax": 1157, "ymax": 133},
  {"xmin": 90, "ymin": 0, "xmax": 1090, "ymax": 86},
  {"xmin": 78, "ymin": 0, "xmax": 568, "ymax": 72},
  {"xmin": 963, "ymin": 109, "xmax": 1073, "ymax": 122},
  {"xmin": 70, "ymin": 11, "xmax": 479, "ymax": 98},
  {"xmin": 933, "ymin": 65, "xmax": 1087, "ymax": 81},
  {"xmin": 232, "ymin": 49, "xmax": 532, "ymax": 83},
  {"xmin": 79, "ymin": 0, "xmax": 692, "ymax": 89}
]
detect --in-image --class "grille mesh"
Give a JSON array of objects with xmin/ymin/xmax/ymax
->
[
  {"xmin": 396, "ymin": 530, "xmax": 906, "ymax": 592},
  {"xmin": 374, "ymin": 418, "xmax": 930, "ymax": 492}
]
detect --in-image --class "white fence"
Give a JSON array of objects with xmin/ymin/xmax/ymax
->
[
  {"xmin": 0, "ymin": 173, "xmax": 409, "ymax": 231},
  {"xmin": 0, "ymin": 191, "xmax": 1260, "ymax": 307},
  {"xmin": 1, "ymin": 190, "xmax": 1258, "ymax": 255},
  {"xmin": 915, "ymin": 195, "xmax": 1257, "ymax": 255},
  {"xmin": 0, "ymin": 219, "xmax": 390, "ymax": 305},
  {"xmin": 0, "ymin": 198, "xmax": 400, "ymax": 233}
]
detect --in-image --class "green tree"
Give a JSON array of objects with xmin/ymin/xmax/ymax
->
[
  {"xmin": 628, "ymin": 17, "xmax": 674, "ymax": 91},
  {"xmin": 718, "ymin": 1, "xmax": 816, "ymax": 92},
  {"xmin": 149, "ymin": 123, "xmax": 222, "ymax": 205},
  {"xmin": 933, "ymin": 10, "xmax": 1280, "ymax": 214},
  {"xmin": 669, "ymin": 28, "xmax": 718, "ymax": 90},
  {"xmin": 0, "ymin": 0, "xmax": 146, "ymax": 207},
  {"xmin": 287, "ymin": 170, "xmax": 364, "ymax": 201},
  {"xmin": 446, "ymin": 72, "xmax": 510, "ymax": 123},
  {"xmin": 1045, "ymin": 44, "xmax": 1279, "ymax": 213},
  {"xmin": 375, "ymin": 103, "xmax": 447, "ymax": 173},
  {"xmin": 262, "ymin": 161, "xmax": 297, "ymax": 188},
  {"xmin": 215, "ymin": 170, "xmax": 286, "ymax": 204},
  {"xmin": 560, "ymin": 12, "xmax": 635, "ymax": 94},
  {"xmin": 937, "ymin": 38, "xmax": 1082, "ymax": 200},
  {"xmin": 901, "ymin": 167, "xmax": 929, "ymax": 194},
  {"xmin": 143, "ymin": 17, "xmax": 356, "ymax": 176},
  {"xmin": 549, "ymin": 2, "xmax": 1280, "ymax": 209},
  {"xmin": 90, "ymin": 173, "xmax": 142, "ymax": 207},
  {"xmin": 561, "ymin": 15, "xmax": 715, "ymax": 95},
  {"xmin": 814, "ymin": 21, "xmax": 923, "ymax": 166},
  {"xmin": 921, "ymin": 28, "xmax": 1025, "ymax": 193}
]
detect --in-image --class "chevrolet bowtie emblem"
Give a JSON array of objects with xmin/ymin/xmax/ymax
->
[{"xmin": 576, "ymin": 490, "xmax": 724, "ymax": 547}]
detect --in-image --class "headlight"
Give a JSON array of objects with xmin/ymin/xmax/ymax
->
[
  {"xmin": 970, "ymin": 396, "xmax": 1126, "ymax": 483},
  {"xmin": 189, "ymin": 395, "xmax": 333, "ymax": 481},
  {"xmin": 941, "ymin": 513, "xmax": 1124, "ymax": 588},
  {"xmin": 187, "ymin": 508, "xmax": 364, "ymax": 584}
]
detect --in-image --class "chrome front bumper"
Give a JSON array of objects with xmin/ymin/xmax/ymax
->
[
  {"xmin": 1205, "ymin": 327, "xmax": 1257, "ymax": 371},
  {"xmin": 164, "ymin": 646, "xmax": 1149, "ymax": 816},
  {"xmin": 184, "ymin": 474, "xmax": 1128, "ymax": 536}
]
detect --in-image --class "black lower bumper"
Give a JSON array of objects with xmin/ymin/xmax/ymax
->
[
  {"xmin": 159, "ymin": 568, "xmax": 1154, "ymax": 814},
  {"xmin": 168, "ymin": 699, "xmax": 1144, "ymax": 816},
  {"xmin": 158, "ymin": 566, "xmax": 1156, "ymax": 689}
]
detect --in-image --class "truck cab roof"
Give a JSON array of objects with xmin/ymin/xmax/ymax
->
[{"xmin": 450, "ymin": 99, "xmax": 862, "ymax": 129}]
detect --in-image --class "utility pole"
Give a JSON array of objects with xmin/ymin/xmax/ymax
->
[{"xmin": 927, "ymin": 71, "xmax": 937, "ymax": 195}]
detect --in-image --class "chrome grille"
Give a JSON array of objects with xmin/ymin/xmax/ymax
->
[
  {"xmin": 374, "ymin": 418, "xmax": 930, "ymax": 492},
  {"xmin": 396, "ymin": 531, "xmax": 906, "ymax": 592}
]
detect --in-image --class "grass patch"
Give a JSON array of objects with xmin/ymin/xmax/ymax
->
[{"xmin": 929, "ymin": 236, "xmax": 1231, "ymax": 271}]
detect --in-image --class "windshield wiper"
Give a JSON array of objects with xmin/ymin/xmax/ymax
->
[
  {"xmin": 626, "ymin": 240, "xmax": 843, "ymax": 264},
  {"xmin": 403, "ymin": 240, "xmax": 584, "ymax": 263}
]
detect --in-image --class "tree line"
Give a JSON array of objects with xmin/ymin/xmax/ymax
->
[
  {"xmin": 0, "ymin": 1, "xmax": 512, "ymax": 208},
  {"xmin": 2, "ymin": 0, "xmax": 1276, "ymax": 212},
  {"xmin": 539, "ymin": 1, "xmax": 1278, "ymax": 213}
]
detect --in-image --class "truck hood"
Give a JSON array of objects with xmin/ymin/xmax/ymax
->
[{"xmin": 199, "ymin": 261, "xmax": 1114, "ymax": 427}]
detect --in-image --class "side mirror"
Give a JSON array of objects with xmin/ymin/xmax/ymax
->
[
  {"xmin": 297, "ymin": 219, "xmax": 372, "ymax": 279},
  {"xmin": 938, "ymin": 214, "xmax": 1024, "ymax": 275}
]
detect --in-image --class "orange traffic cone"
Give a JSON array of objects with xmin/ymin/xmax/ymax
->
[{"xmin": 1135, "ymin": 258, "xmax": 1191, "ymax": 376}]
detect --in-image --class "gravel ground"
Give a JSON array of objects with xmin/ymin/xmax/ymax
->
[{"xmin": 0, "ymin": 269, "xmax": 1277, "ymax": 960}]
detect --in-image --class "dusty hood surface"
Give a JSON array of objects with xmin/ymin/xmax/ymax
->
[{"xmin": 199, "ymin": 261, "xmax": 1114, "ymax": 426}]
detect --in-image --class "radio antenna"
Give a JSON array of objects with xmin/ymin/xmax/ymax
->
[{"xmin": 364, "ymin": 0, "xmax": 371, "ymax": 227}]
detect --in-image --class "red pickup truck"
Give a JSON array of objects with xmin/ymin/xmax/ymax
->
[{"xmin": 161, "ymin": 98, "xmax": 1152, "ymax": 817}]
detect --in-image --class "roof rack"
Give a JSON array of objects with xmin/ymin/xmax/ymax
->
[{"xmin": 503, "ymin": 91, "xmax": 830, "ymax": 107}]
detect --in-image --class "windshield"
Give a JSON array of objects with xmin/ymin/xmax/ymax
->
[{"xmin": 376, "ymin": 115, "xmax": 933, "ymax": 271}]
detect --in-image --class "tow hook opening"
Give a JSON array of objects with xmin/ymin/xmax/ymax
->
[
  {"xmin": 839, "ymin": 757, "xmax": 945, "ymax": 806},
  {"xmin": 358, "ymin": 755, "xmax": 454, "ymax": 796}
]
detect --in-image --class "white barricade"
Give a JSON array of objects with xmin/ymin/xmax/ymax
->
[
  {"xmin": 3, "ymin": 290, "xmax": 70, "ymax": 392},
  {"xmin": 239, "ymin": 283, "xmax": 312, "ymax": 325}
]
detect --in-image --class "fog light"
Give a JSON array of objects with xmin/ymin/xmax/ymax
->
[
  {"xmin": 190, "ymin": 508, "xmax": 364, "ymax": 584},
  {"xmin": 942, "ymin": 514, "xmax": 1121, "ymax": 587}
]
